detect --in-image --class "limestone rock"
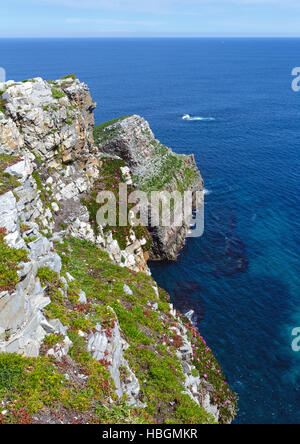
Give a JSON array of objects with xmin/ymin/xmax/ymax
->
[
  {"xmin": 95, "ymin": 115, "xmax": 204, "ymax": 261},
  {"xmin": 87, "ymin": 308, "xmax": 143, "ymax": 407}
]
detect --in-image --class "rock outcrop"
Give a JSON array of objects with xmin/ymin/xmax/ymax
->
[
  {"xmin": 1, "ymin": 77, "xmax": 149, "ymax": 274},
  {"xmin": 1, "ymin": 77, "xmax": 95, "ymax": 165},
  {"xmin": 0, "ymin": 76, "xmax": 236, "ymax": 425},
  {"xmin": 94, "ymin": 115, "xmax": 204, "ymax": 261}
]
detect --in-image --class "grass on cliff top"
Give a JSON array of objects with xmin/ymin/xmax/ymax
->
[
  {"xmin": 51, "ymin": 88, "xmax": 65, "ymax": 100},
  {"xmin": 60, "ymin": 74, "xmax": 76, "ymax": 81},
  {"xmin": 93, "ymin": 116, "xmax": 132, "ymax": 145},
  {"xmin": 94, "ymin": 117, "xmax": 198, "ymax": 193},
  {"xmin": 133, "ymin": 143, "xmax": 185, "ymax": 192},
  {"xmin": 133, "ymin": 135, "xmax": 198, "ymax": 193}
]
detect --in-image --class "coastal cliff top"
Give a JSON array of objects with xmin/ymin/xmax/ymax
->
[{"xmin": 0, "ymin": 75, "xmax": 237, "ymax": 424}]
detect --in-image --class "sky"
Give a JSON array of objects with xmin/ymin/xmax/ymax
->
[{"xmin": 1, "ymin": 0, "xmax": 300, "ymax": 38}]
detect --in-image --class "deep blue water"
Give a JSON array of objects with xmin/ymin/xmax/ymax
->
[{"xmin": 0, "ymin": 38, "xmax": 299, "ymax": 424}]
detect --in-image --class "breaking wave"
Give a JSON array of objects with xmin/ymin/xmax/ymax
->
[{"xmin": 182, "ymin": 114, "xmax": 215, "ymax": 122}]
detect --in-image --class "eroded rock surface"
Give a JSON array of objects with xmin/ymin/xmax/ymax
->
[
  {"xmin": 94, "ymin": 115, "xmax": 204, "ymax": 260},
  {"xmin": 0, "ymin": 76, "xmax": 236, "ymax": 424}
]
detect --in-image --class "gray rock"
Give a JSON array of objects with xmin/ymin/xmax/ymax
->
[
  {"xmin": 0, "ymin": 191, "xmax": 18, "ymax": 234},
  {"xmin": 79, "ymin": 290, "xmax": 87, "ymax": 304},
  {"xmin": 123, "ymin": 285, "xmax": 133, "ymax": 296},
  {"xmin": 47, "ymin": 336, "xmax": 72, "ymax": 361},
  {"xmin": 51, "ymin": 202, "xmax": 59, "ymax": 212},
  {"xmin": 65, "ymin": 272, "xmax": 75, "ymax": 282},
  {"xmin": 87, "ymin": 307, "xmax": 143, "ymax": 407},
  {"xmin": 28, "ymin": 236, "xmax": 51, "ymax": 259},
  {"xmin": 38, "ymin": 253, "xmax": 62, "ymax": 274},
  {"xmin": 185, "ymin": 310, "xmax": 195, "ymax": 323},
  {"xmin": 4, "ymin": 156, "xmax": 32, "ymax": 183},
  {"xmin": 47, "ymin": 319, "xmax": 68, "ymax": 336}
]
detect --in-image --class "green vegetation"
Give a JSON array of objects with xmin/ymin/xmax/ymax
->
[
  {"xmin": 0, "ymin": 228, "xmax": 28, "ymax": 292},
  {"xmin": 93, "ymin": 116, "xmax": 131, "ymax": 145},
  {"xmin": 32, "ymin": 171, "xmax": 54, "ymax": 212},
  {"xmin": 0, "ymin": 99, "xmax": 6, "ymax": 114},
  {"xmin": 82, "ymin": 158, "xmax": 152, "ymax": 252},
  {"xmin": 61, "ymin": 74, "xmax": 76, "ymax": 81},
  {"xmin": 32, "ymin": 171, "xmax": 43, "ymax": 191},
  {"xmin": 0, "ymin": 154, "xmax": 22, "ymax": 195},
  {"xmin": 94, "ymin": 116, "xmax": 198, "ymax": 193},
  {"xmin": 43, "ymin": 334, "xmax": 63, "ymax": 348},
  {"xmin": 37, "ymin": 267, "xmax": 66, "ymax": 304},
  {"xmin": 51, "ymin": 88, "xmax": 65, "ymax": 100},
  {"xmin": 0, "ymin": 235, "xmax": 236, "ymax": 423},
  {"xmin": 189, "ymin": 321, "xmax": 238, "ymax": 423},
  {"xmin": 51, "ymin": 237, "xmax": 215, "ymax": 424},
  {"xmin": 94, "ymin": 399, "xmax": 146, "ymax": 424},
  {"xmin": 134, "ymin": 143, "xmax": 185, "ymax": 192},
  {"xmin": 0, "ymin": 351, "xmax": 113, "ymax": 424},
  {"xmin": 24, "ymin": 235, "xmax": 38, "ymax": 244},
  {"xmin": 133, "ymin": 136, "xmax": 197, "ymax": 193},
  {"xmin": 33, "ymin": 154, "xmax": 42, "ymax": 166},
  {"xmin": 176, "ymin": 167, "xmax": 198, "ymax": 194}
]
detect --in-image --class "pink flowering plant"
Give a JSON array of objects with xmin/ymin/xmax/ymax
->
[
  {"xmin": 183, "ymin": 313, "xmax": 237, "ymax": 422},
  {"xmin": 159, "ymin": 288, "xmax": 237, "ymax": 423}
]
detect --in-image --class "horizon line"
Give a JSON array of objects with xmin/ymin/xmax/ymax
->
[{"xmin": 1, "ymin": 36, "xmax": 300, "ymax": 39}]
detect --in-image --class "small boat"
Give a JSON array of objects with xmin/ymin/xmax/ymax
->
[{"xmin": 182, "ymin": 114, "xmax": 191, "ymax": 120}]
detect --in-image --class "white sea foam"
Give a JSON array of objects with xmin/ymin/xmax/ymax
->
[
  {"xmin": 204, "ymin": 188, "xmax": 212, "ymax": 195},
  {"xmin": 182, "ymin": 114, "xmax": 215, "ymax": 122}
]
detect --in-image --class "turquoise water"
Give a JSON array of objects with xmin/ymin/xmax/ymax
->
[{"xmin": 0, "ymin": 38, "xmax": 299, "ymax": 424}]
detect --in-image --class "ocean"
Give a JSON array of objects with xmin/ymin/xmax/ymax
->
[{"xmin": 0, "ymin": 37, "xmax": 299, "ymax": 424}]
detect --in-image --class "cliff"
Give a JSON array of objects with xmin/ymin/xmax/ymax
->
[
  {"xmin": 0, "ymin": 76, "xmax": 236, "ymax": 424},
  {"xmin": 94, "ymin": 115, "xmax": 204, "ymax": 261}
]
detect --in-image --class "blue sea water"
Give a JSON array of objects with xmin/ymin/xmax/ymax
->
[{"xmin": 0, "ymin": 38, "xmax": 299, "ymax": 424}]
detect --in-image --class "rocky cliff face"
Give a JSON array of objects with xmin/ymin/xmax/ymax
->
[
  {"xmin": 1, "ymin": 77, "xmax": 149, "ymax": 274},
  {"xmin": 1, "ymin": 76, "xmax": 95, "ymax": 165},
  {"xmin": 94, "ymin": 115, "xmax": 204, "ymax": 261},
  {"xmin": 0, "ymin": 76, "xmax": 236, "ymax": 424}
]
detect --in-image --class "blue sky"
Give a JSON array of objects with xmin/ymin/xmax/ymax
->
[{"xmin": 1, "ymin": 0, "xmax": 300, "ymax": 38}]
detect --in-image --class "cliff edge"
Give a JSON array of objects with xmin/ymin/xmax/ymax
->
[{"xmin": 0, "ymin": 76, "xmax": 236, "ymax": 424}]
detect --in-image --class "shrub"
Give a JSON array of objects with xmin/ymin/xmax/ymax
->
[
  {"xmin": 51, "ymin": 88, "xmax": 65, "ymax": 99},
  {"xmin": 61, "ymin": 74, "xmax": 76, "ymax": 81},
  {"xmin": 0, "ymin": 228, "xmax": 28, "ymax": 292}
]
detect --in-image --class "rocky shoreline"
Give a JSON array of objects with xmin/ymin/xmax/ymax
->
[{"xmin": 0, "ymin": 76, "xmax": 236, "ymax": 424}]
